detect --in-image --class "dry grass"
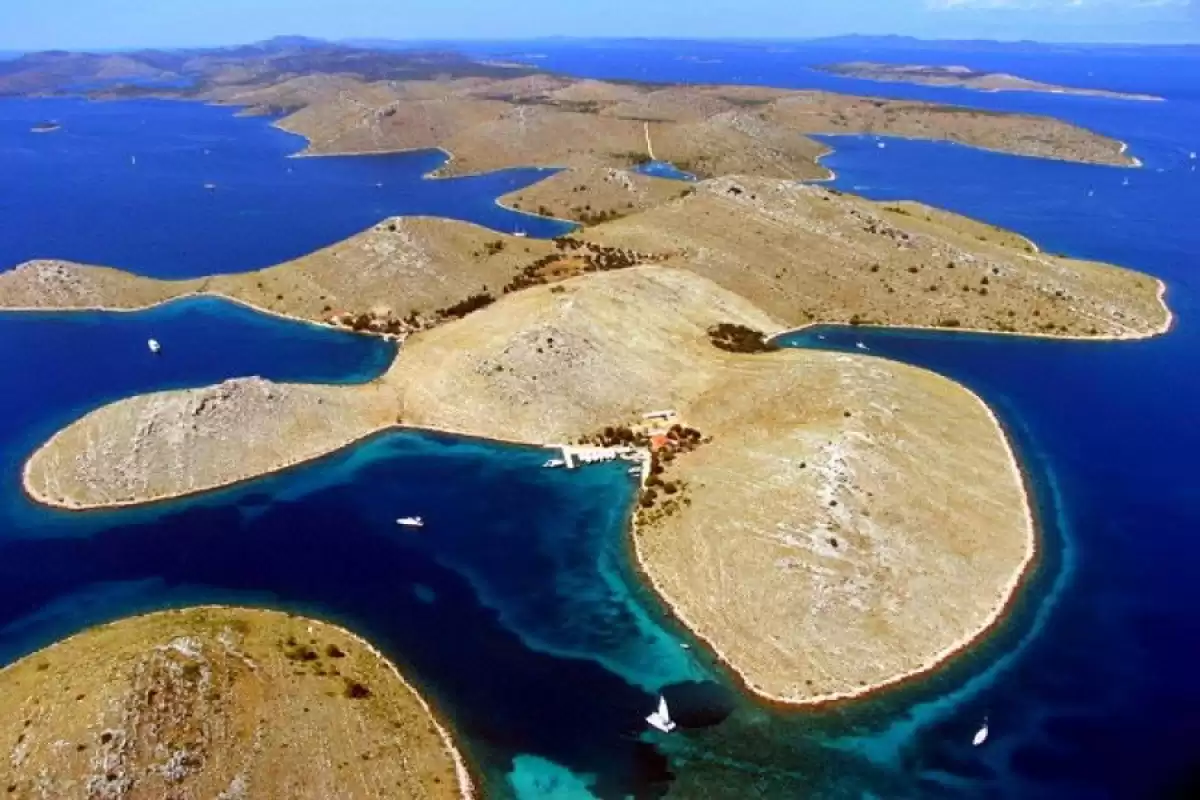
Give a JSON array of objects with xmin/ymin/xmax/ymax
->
[
  {"xmin": 24, "ymin": 377, "xmax": 396, "ymax": 509},
  {"xmin": 0, "ymin": 607, "xmax": 467, "ymax": 799},
  {"xmin": 387, "ymin": 267, "xmax": 1034, "ymax": 702},
  {"xmin": 501, "ymin": 160, "xmax": 688, "ymax": 224},
  {"xmin": 266, "ymin": 75, "xmax": 1135, "ymax": 173},
  {"xmin": 583, "ymin": 177, "xmax": 1169, "ymax": 338}
]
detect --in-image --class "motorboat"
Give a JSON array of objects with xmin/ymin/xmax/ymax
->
[
  {"xmin": 396, "ymin": 516, "xmax": 424, "ymax": 528},
  {"xmin": 972, "ymin": 720, "xmax": 989, "ymax": 747},
  {"xmin": 147, "ymin": 339, "xmax": 161, "ymax": 354}
]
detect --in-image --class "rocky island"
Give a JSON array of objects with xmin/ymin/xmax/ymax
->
[
  {"xmin": 0, "ymin": 607, "xmax": 471, "ymax": 798},
  {"xmin": 0, "ymin": 41, "xmax": 1175, "ymax": 709},
  {"xmin": 819, "ymin": 61, "xmax": 1163, "ymax": 101},
  {"xmin": 6, "ymin": 177, "xmax": 1170, "ymax": 703}
]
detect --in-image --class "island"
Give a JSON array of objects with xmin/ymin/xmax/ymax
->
[
  {"xmin": 0, "ymin": 43, "xmax": 1174, "ymax": 708},
  {"xmin": 4, "ymin": 176, "xmax": 1171, "ymax": 704},
  {"xmin": 0, "ymin": 607, "xmax": 472, "ymax": 798},
  {"xmin": 818, "ymin": 61, "xmax": 1163, "ymax": 101}
]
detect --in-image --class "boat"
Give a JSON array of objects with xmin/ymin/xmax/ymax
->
[
  {"xmin": 396, "ymin": 516, "xmax": 424, "ymax": 528},
  {"xmin": 877, "ymin": 141, "xmax": 887, "ymax": 149},
  {"xmin": 542, "ymin": 458, "xmax": 566, "ymax": 468},
  {"xmin": 646, "ymin": 695, "xmax": 677, "ymax": 733},
  {"xmin": 147, "ymin": 339, "xmax": 161, "ymax": 354},
  {"xmin": 628, "ymin": 467, "xmax": 642, "ymax": 475},
  {"xmin": 855, "ymin": 341, "xmax": 869, "ymax": 351},
  {"xmin": 30, "ymin": 121, "xmax": 61, "ymax": 134},
  {"xmin": 513, "ymin": 229, "xmax": 528, "ymax": 238},
  {"xmin": 972, "ymin": 720, "xmax": 989, "ymax": 747},
  {"xmin": 1191, "ymin": 152, "xmax": 1197, "ymax": 160},
  {"xmin": 204, "ymin": 183, "xmax": 217, "ymax": 191},
  {"xmin": 130, "ymin": 155, "xmax": 137, "ymax": 166}
]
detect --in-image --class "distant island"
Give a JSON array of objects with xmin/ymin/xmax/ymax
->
[
  {"xmin": 819, "ymin": 61, "xmax": 1163, "ymax": 101},
  {"xmin": 29, "ymin": 120, "xmax": 60, "ymax": 132}
]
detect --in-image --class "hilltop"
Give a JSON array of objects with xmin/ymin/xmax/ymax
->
[{"xmin": 0, "ymin": 607, "xmax": 470, "ymax": 798}]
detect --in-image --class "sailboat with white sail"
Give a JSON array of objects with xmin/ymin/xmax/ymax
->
[{"xmin": 646, "ymin": 695, "xmax": 676, "ymax": 733}]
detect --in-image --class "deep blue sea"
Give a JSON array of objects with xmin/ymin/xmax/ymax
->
[
  {"xmin": 0, "ymin": 98, "xmax": 571, "ymax": 276},
  {"xmin": 1, "ymin": 41, "xmax": 1199, "ymax": 798}
]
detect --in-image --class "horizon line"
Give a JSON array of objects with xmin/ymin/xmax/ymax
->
[{"xmin": 5, "ymin": 32, "xmax": 1200, "ymax": 55}]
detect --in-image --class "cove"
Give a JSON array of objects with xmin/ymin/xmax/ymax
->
[
  {"xmin": 462, "ymin": 40, "xmax": 1200, "ymax": 797},
  {"xmin": 0, "ymin": 97, "xmax": 574, "ymax": 277},
  {"xmin": 0, "ymin": 297, "xmax": 721, "ymax": 797}
]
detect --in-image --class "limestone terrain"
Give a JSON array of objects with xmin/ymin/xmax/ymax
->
[
  {"xmin": 19, "ymin": 268, "xmax": 1037, "ymax": 704},
  {"xmin": 24, "ymin": 377, "xmax": 395, "ymax": 509},
  {"xmin": 241, "ymin": 73, "xmax": 1139, "ymax": 223},
  {"xmin": 0, "ymin": 607, "xmax": 469, "ymax": 799},
  {"xmin": 0, "ymin": 179, "xmax": 1170, "ymax": 341}
]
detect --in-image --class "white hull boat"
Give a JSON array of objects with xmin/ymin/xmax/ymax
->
[
  {"xmin": 646, "ymin": 695, "xmax": 677, "ymax": 733},
  {"xmin": 396, "ymin": 516, "xmax": 424, "ymax": 528}
]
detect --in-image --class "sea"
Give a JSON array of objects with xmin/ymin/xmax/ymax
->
[{"xmin": 1, "ymin": 40, "xmax": 1199, "ymax": 798}]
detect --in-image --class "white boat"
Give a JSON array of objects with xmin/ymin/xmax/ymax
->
[
  {"xmin": 855, "ymin": 341, "xmax": 869, "ymax": 351},
  {"xmin": 204, "ymin": 183, "xmax": 217, "ymax": 191},
  {"xmin": 972, "ymin": 720, "xmax": 989, "ymax": 747},
  {"xmin": 130, "ymin": 155, "xmax": 137, "ymax": 166},
  {"xmin": 543, "ymin": 459, "xmax": 566, "ymax": 468},
  {"xmin": 646, "ymin": 695, "xmax": 677, "ymax": 733},
  {"xmin": 628, "ymin": 467, "xmax": 641, "ymax": 475},
  {"xmin": 396, "ymin": 516, "xmax": 424, "ymax": 528},
  {"xmin": 513, "ymin": 229, "xmax": 528, "ymax": 238},
  {"xmin": 147, "ymin": 339, "xmax": 161, "ymax": 354},
  {"xmin": 877, "ymin": 141, "xmax": 887, "ymax": 150},
  {"xmin": 1191, "ymin": 152, "xmax": 1197, "ymax": 160}
]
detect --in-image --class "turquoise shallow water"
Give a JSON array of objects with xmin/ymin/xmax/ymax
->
[{"xmin": 3, "ymin": 43, "xmax": 1200, "ymax": 798}]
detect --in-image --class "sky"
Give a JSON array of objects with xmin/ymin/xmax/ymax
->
[{"xmin": 1, "ymin": 0, "xmax": 1198, "ymax": 51}]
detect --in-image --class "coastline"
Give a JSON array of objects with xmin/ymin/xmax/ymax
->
[
  {"xmin": 19, "ymin": 417, "xmax": 576, "ymax": 513},
  {"xmin": 812, "ymin": 130, "xmax": 1143, "ymax": 170},
  {"xmin": 9, "ymin": 295, "xmax": 1127, "ymax": 713},
  {"xmin": 0, "ymin": 604, "xmax": 478, "ymax": 800},
  {"xmin": 273, "ymin": 129, "xmax": 582, "ymax": 231},
  {"xmin": 765, "ymin": 274, "xmax": 1173, "ymax": 345},
  {"xmin": 625, "ymin": 376, "xmax": 1040, "ymax": 709}
]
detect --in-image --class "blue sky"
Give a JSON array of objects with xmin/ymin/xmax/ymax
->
[{"xmin": 1, "ymin": 0, "xmax": 1197, "ymax": 50}]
